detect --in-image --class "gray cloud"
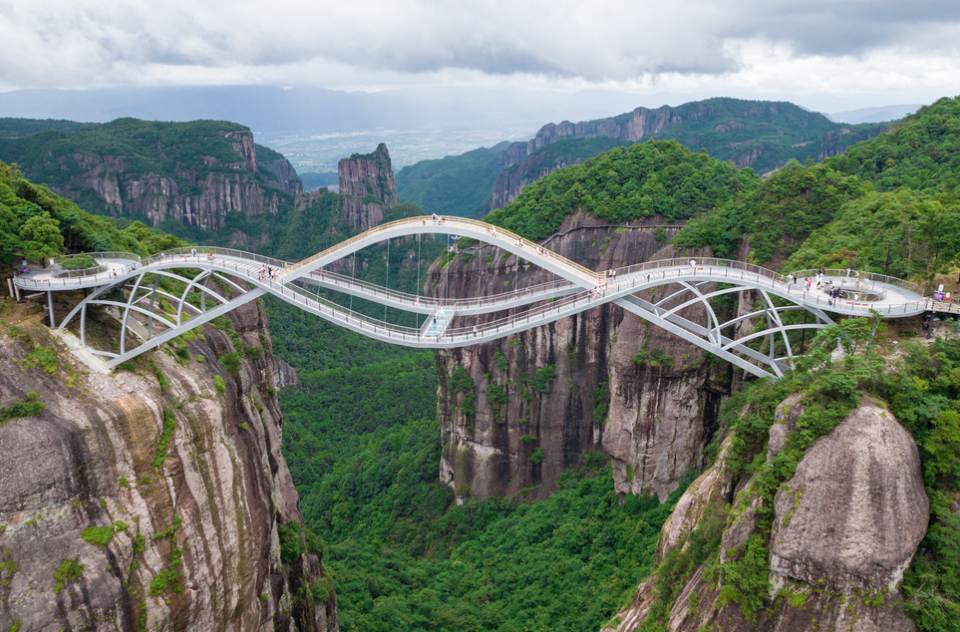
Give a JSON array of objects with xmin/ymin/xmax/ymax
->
[{"xmin": 1, "ymin": 0, "xmax": 959, "ymax": 90}]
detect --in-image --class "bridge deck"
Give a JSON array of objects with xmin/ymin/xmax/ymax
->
[{"xmin": 12, "ymin": 216, "xmax": 945, "ymax": 377}]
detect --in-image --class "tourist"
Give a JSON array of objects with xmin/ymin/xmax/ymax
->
[{"xmin": 690, "ymin": 259, "xmax": 696, "ymax": 274}]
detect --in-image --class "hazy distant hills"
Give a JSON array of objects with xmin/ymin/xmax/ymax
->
[
  {"xmin": 0, "ymin": 85, "xmax": 654, "ymax": 136},
  {"xmin": 396, "ymin": 97, "xmax": 891, "ymax": 217},
  {"xmin": 826, "ymin": 104, "xmax": 921, "ymax": 124}
]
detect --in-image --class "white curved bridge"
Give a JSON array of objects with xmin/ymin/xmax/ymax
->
[{"xmin": 14, "ymin": 217, "xmax": 940, "ymax": 379}]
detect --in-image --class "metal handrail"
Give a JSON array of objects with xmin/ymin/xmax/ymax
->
[
  {"xmin": 12, "ymin": 227, "xmax": 940, "ymax": 323},
  {"xmin": 284, "ymin": 216, "xmax": 598, "ymax": 281},
  {"xmin": 304, "ymin": 269, "xmax": 577, "ymax": 310}
]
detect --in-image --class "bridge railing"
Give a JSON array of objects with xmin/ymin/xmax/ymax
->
[
  {"xmin": 15, "ymin": 251, "xmax": 143, "ymax": 287},
  {"xmin": 284, "ymin": 216, "xmax": 598, "ymax": 282},
  {"xmin": 303, "ymin": 269, "xmax": 577, "ymax": 310},
  {"xmin": 265, "ymin": 277, "xmax": 425, "ymax": 339},
  {"xmin": 608, "ymin": 259, "xmax": 933, "ymax": 316},
  {"xmin": 445, "ymin": 290, "xmax": 595, "ymax": 339},
  {"xmin": 791, "ymin": 268, "xmax": 927, "ymax": 298},
  {"xmin": 158, "ymin": 246, "xmax": 290, "ymax": 270}
]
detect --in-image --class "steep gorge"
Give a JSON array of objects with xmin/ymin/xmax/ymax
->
[{"xmin": 431, "ymin": 213, "xmax": 730, "ymax": 503}]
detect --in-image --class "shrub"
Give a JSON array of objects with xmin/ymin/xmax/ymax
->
[
  {"xmin": 213, "ymin": 375, "xmax": 226, "ymax": 393},
  {"xmin": 53, "ymin": 557, "xmax": 84, "ymax": 594},
  {"xmin": 530, "ymin": 447, "xmax": 543, "ymax": 464},
  {"xmin": 153, "ymin": 409, "xmax": 176, "ymax": 468},
  {"xmin": 532, "ymin": 365, "xmax": 556, "ymax": 393},
  {"xmin": 149, "ymin": 360, "xmax": 168, "ymax": 391},
  {"xmin": 311, "ymin": 576, "xmax": 335, "ymax": 602},
  {"xmin": 81, "ymin": 526, "xmax": 115, "ymax": 549},
  {"xmin": 278, "ymin": 522, "xmax": 305, "ymax": 563},
  {"xmin": 219, "ymin": 352, "xmax": 241, "ymax": 376},
  {"xmin": 0, "ymin": 393, "xmax": 45, "ymax": 424},
  {"xmin": 487, "ymin": 382, "xmax": 509, "ymax": 405}
]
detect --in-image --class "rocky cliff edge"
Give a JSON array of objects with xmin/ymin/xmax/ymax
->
[{"xmin": 0, "ymin": 297, "xmax": 336, "ymax": 632}]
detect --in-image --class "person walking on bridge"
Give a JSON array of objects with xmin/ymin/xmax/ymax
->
[{"xmin": 690, "ymin": 259, "xmax": 697, "ymax": 274}]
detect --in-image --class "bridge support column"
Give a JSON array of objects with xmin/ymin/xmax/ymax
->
[
  {"xmin": 80, "ymin": 304, "xmax": 87, "ymax": 347},
  {"xmin": 47, "ymin": 291, "xmax": 55, "ymax": 327}
]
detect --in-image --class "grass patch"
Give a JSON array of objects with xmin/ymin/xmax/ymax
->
[
  {"xmin": 23, "ymin": 346, "xmax": 57, "ymax": 374},
  {"xmin": 0, "ymin": 392, "xmax": 45, "ymax": 424},
  {"xmin": 213, "ymin": 375, "xmax": 226, "ymax": 393}
]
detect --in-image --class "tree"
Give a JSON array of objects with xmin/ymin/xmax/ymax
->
[{"xmin": 18, "ymin": 212, "xmax": 63, "ymax": 261}]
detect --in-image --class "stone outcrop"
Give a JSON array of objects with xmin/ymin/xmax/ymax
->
[
  {"xmin": 334, "ymin": 143, "xmax": 397, "ymax": 232},
  {"xmin": 337, "ymin": 143, "xmax": 398, "ymax": 206},
  {"xmin": 769, "ymin": 404, "xmax": 929, "ymax": 592},
  {"xmin": 0, "ymin": 302, "xmax": 336, "ymax": 631},
  {"xmin": 489, "ymin": 151, "xmax": 581, "ymax": 211},
  {"xmin": 32, "ymin": 128, "xmax": 302, "ymax": 232},
  {"xmin": 603, "ymin": 398, "xmax": 928, "ymax": 632},
  {"xmin": 432, "ymin": 213, "xmax": 730, "ymax": 503},
  {"xmin": 497, "ymin": 105, "xmax": 686, "ymax": 170}
]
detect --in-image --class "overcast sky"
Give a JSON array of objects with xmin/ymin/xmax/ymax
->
[{"xmin": 2, "ymin": 0, "xmax": 959, "ymax": 112}]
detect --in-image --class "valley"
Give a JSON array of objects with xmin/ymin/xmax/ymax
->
[{"xmin": 1, "ymin": 94, "xmax": 959, "ymax": 632}]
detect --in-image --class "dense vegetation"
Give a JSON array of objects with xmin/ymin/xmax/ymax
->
[
  {"xmin": 285, "ymin": 411, "xmax": 683, "ymax": 632},
  {"xmin": 675, "ymin": 96, "xmax": 960, "ymax": 278},
  {"xmin": 826, "ymin": 96, "xmax": 960, "ymax": 194},
  {"xmin": 0, "ymin": 118, "xmax": 91, "ymax": 138},
  {"xmin": 0, "ymin": 160, "xmax": 183, "ymax": 263},
  {"xmin": 396, "ymin": 145, "xmax": 505, "ymax": 218},
  {"xmin": 485, "ymin": 139, "xmax": 758, "ymax": 240}
]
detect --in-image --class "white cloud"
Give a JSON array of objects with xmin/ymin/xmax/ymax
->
[{"xmin": 0, "ymin": 0, "xmax": 958, "ymax": 109}]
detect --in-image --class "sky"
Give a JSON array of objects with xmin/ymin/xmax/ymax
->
[{"xmin": 1, "ymin": 0, "xmax": 959, "ymax": 113}]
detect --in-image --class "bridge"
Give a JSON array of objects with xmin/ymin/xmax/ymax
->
[{"xmin": 12, "ymin": 217, "xmax": 944, "ymax": 380}]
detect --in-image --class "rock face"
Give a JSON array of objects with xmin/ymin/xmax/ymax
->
[
  {"xmin": 40, "ymin": 128, "xmax": 302, "ymax": 232},
  {"xmin": 490, "ymin": 151, "xmax": 582, "ymax": 211},
  {"xmin": 770, "ymin": 404, "xmax": 929, "ymax": 592},
  {"xmin": 335, "ymin": 143, "xmax": 398, "ymax": 232},
  {"xmin": 604, "ymin": 399, "xmax": 928, "ymax": 632},
  {"xmin": 432, "ymin": 213, "xmax": 729, "ymax": 502},
  {"xmin": 0, "ymin": 303, "xmax": 336, "ymax": 631}
]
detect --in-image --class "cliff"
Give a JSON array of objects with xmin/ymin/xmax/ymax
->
[
  {"xmin": 332, "ymin": 143, "xmax": 397, "ymax": 233},
  {"xmin": 0, "ymin": 298, "xmax": 336, "ymax": 631},
  {"xmin": 0, "ymin": 119, "xmax": 303, "ymax": 233},
  {"xmin": 604, "ymin": 396, "xmax": 929, "ymax": 632},
  {"xmin": 431, "ymin": 213, "xmax": 729, "ymax": 503}
]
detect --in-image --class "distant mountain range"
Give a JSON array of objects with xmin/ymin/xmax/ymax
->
[{"xmin": 396, "ymin": 97, "xmax": 892, "ymax": 217}]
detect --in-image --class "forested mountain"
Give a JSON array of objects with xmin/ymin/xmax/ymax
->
[
  {"xmin": 396, "ymin": 97, "xmax": 887, "ymax": 218},
  {"xmin": 675, "ymin": 96, "xmax": 960, "ymax": 278},
  {"xmin": 0, "ymin": 118, "xmax": 302, "ymax": 234}
]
